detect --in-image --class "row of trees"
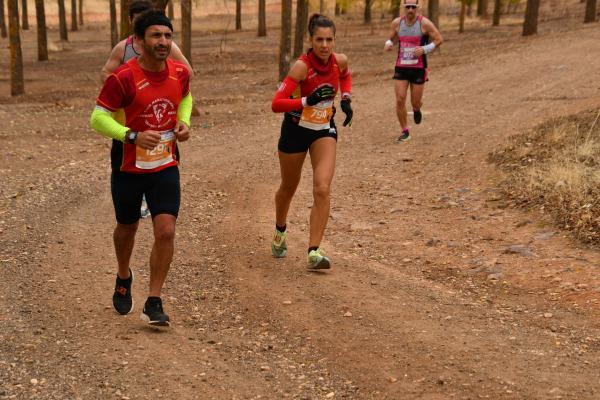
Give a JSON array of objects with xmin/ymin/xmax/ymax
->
[
  {"xmin": 277, "ymin": 0, "xmax": 598, "ymax": 77},
  {"xmin": 1, "ymin": 0, "xmax": 84, "ymax": 40},
  {"xmin": 2, "ymin": 0, "xmax": 599, "ymax": 96}
]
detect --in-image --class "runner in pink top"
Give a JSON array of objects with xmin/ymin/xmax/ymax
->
[{"xmin": 384, "ymin": 0, "xmax": 442, "ymax": 142}]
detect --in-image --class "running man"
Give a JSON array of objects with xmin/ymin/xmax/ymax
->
[
  {"xmin": 100, "ymin": 1, "xmax": 194, "ymax": 219},
  {"xmin": 384, "ymin": 0, "xmax": 442, "ymax": 142},
  {"xmin": 271, "ymin": 14, "xmax": 353, "ymax": 269},
  {"xmin": 100, "ymin": 0, "xmax": 193, "ymax": 84},
  {"xmin": 90, "ymin": 10, "xmax": 193, "ymax": 326}
]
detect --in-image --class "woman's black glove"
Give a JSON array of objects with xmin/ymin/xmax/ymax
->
[
  {"xmin": 340, "ymin": 97, "xmax": 353, "ymax": 127},
  {"xmin": 306, "ymin": 84, "xmax": 335, "ymax": 106}
]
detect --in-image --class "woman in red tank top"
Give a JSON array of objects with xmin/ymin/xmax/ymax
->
[{"xmin": 270, "ymin": 14, "xmax": 353, "ymax": 270}]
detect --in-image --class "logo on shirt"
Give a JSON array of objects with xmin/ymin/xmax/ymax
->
[
  {"xmin": 153, "ymin": 103, "xmax": 168, "ymax": 123},
  {"xmin": 140, "ymin": 97, "xmax": 176, "ymax": 129}
]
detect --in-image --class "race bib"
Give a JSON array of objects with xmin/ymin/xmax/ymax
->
[
  {"xmin": 400, "ymin": 45, "xmax": 418, "ymax": 65},
  {"xmin": 135, "ymin": 130, "xmax": 175, "ymax": 170},
  {"xmin": 299, "ymin": 100, "xmax": 334, "ymax": 130}
]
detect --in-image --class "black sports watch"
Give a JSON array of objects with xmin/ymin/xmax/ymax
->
[{"xmin": 125, "ymin": 130, "xmax": 138, "ymax": 144}]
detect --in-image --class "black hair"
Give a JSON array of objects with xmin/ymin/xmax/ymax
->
[
  {"xmin": 133, "ymin": 9, "xmax": 173, "ymax": 38},
  {"xmin": 308, "ymin": 14, "xmax": 336, "ymax": 37},
  {"xmin": 129, "ymin": 0, "xmax": 154, "ymax": 19}
]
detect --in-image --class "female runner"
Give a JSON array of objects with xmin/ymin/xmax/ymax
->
[{"xmin": 270, "ymin": 14, "xmax": 353, "ymax": 269}]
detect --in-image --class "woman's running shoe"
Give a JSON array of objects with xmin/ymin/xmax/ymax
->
[
  {"xmin": 271, "ymin": 229, "xmax": 288, "ymax": 258},
  {"xmin": 307, "ymin": 248, "xmax": 331, "ymax": 270}
]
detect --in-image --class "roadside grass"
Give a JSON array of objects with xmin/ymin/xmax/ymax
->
[{"xmin": 490, "ymin": 109, "xmax": 600, "ymax": 245}]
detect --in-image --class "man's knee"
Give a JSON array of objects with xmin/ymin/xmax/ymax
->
[
  {"xmin": 411, "ymin": 99, "xmax": 423, "ymax": 109},
  {"xmin": 114, "ymin": 222, "xmax": 138, "ymax": 240},
  {"xmin": 396, "ymin": 95, "xmax": 407, "ymax": 108},
  {"xmin": 155, "ymin": 224, "xmax": 176, "ymax": 243}
]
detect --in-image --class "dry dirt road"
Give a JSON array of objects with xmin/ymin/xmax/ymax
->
[{"xmin": 1, "ymin": 12, "xmax": 600, "ymax": 400}]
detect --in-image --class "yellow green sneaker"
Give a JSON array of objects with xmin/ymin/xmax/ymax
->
[
  {"xmin": 307, "ymin": 248, "xmax": 331, "ymax": 270},
  {"xmin": 271, "ymin": 229, "xmax": 287, "ymax": 258}
]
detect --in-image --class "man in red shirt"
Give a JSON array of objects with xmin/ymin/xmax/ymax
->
[{"xmin": 90, "ymin": 10, "xmax": 193, "ymax": 327}]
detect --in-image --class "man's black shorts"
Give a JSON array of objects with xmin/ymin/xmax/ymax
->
[
  {"xmin": 393, "ymin": 67, "xmax": 428, "ymax": 84},
  {"xmin": 111, "ymin": 166, "xmax": 180, "ymax": 224},
  {"xmin": 278, "ymin": 114, "xmax": 338, "ymax": 154}
]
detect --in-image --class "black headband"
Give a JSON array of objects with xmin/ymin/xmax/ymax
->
[{"xmin": 134, "ymin": 10, "xmax": 173, "ymax": 38}]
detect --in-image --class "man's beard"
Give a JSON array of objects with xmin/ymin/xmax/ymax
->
[{"xmin": 146, "ymin": 44, "xmax": 171, "ymax": 60}]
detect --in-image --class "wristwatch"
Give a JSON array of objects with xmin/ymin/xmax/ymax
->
[{"xmin": 125, "ymin": 130, "xmax": 138, "ymax": 144}]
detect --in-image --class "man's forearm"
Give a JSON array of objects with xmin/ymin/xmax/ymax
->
[{"xmin": 90, "ymin": 106, "xmax": 128, "ymax": 141}]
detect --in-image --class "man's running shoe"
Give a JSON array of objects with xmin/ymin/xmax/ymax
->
[
  {"xmin": 271, "ymin": 229, "xmax": 288, "ymax": 258},
  {"xmin": 396, "ymin": 130, "xmax": 410, "ymax": 142},
  {"xmin": 112, "ymin": 269, "xmax": 133, "ymax": 315},
  {"xmin": 307, "ymin": 248, "xmax": 331, "ymax": 270},
  {"xmin": 141, "ymin": 297, "xmax": 170, "ymax": 327},
  {"xmin": 413, "ymin": 109, "xmax": 422, "ymax": 124},
  {"xmin": 140, "ymin": 195, "xmax": 151, "ymax": 219}
]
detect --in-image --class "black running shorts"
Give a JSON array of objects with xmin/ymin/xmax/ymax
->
[
  {"xmin": 278, "ymin": 115, "xmax": 338, "ymax": 154},
  {"xmin": 393, "ymin": 67, "xmax": 428, "ymax": 84},
  {"xmin": 111, "ymin": 166, "xmax": 180, "ymax": 224}
]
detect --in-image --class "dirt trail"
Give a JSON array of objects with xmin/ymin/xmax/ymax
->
[{"xmin": 1, "ymin": 14, "xmax": 600, "ymax": 400}]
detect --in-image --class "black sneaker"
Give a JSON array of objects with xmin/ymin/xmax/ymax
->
[
  {"xmin": 141, "ymin": 297, "xmax": 170, "ymax": 327},
  {"xmin": 112, "ymin": 269, "xmax": 133, "ymax": 315},
  {"xmin": 413, "ymin": 109, "xmax": 422, "ymax": 124},
  {"xmin": 396, "ymin": 130, "xmax": 410, "ymax": 142}
]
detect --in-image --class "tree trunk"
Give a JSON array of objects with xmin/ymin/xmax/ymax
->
[
  {"xmin": 71, "ymin": 0, "xmax": 77, "ymax": 31},
  {"xmin": 21, "ymin": 0, "xmax": 29, "ymax": 29},
  {"xmin": 364, "ymin": 0, "xmax": 372, "ymax": 23},
  {"xmin": 428, "ymin": 0, "xmax": 439, "ymax": 27},
  {"xmin": 391, "ymin": 0, "xmax": 400, "ymax": 18},
  {"xmin": 477, "ymin": 0, "xmax": 488, "ymax": 18},
  {"xmin": 35, "ymin": 0, "xmax": 48, "ymax": 61},
  {"xmin": 293, "ymin": 0, "xmax": 308, "ymax": 58},
  {"xmin": 167, "ymin": 0, "xmax": 174, "ymax": 19},
  {"xmin": 78, "ymin": 0, "xmax": 83, "ymax": 25},
  {"xmin": 335, "ymin": 0, "xmax": 340, "ymax": 15},
  {"xmin": 320, "ymin": 0, "xmax": 325, "ymax": 13},
  {"xmin": 522, "ymin": 0, "xmax": 539, "ymax": 35},
  {"xmin": 154, "ymin": 0, "xmax": 168, "ymax": 10},
  {"xmin": 279, "ymin": 0, "xmax": 292, "ymax": 81},
  {"xmin": 236, "ymin": 0, "xmax": 241, "ymax": 30},
  {"xmin": 110, "ymin": 0, "xmax": 118, "ymax": 47},
  {"xmin": 8, "ymin": 0, "xmax": 24, "ymax": 95},
  {"xmin": 492, "ymin": 0, "xmax": 501, "ymax": 25},
  {"xmin": 584, "ymin": 0, "xmax": 597, "ymax": 22},
  {"xmin": 258, "ymin": 0, "xmax": 266, "ymax": 36},
  {"xmin": 181, "ymin": 0, "xmax": 192, "ymax": 64},
  {"xmin": 467, "ymin": 0, "xmax": 472, "ymax": 17},
  {"xmin": 58, "ymin": 0, "xmax": 68, "ymax": 40},
  {"xmin": 0, "ymin": 0, "xmax": 7, "ymax": 38},
  {"xmin": 459, "ymin": 0, "xmax": 466, "ymax": 32},
  {"xmin": 120, "ymin": 0, "xmax": 130, "ymax": 39}
]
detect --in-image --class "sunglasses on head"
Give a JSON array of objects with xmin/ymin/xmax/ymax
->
[{"xmin": 405, "ymin": 4, "xmax": 417, "ymax": 8}]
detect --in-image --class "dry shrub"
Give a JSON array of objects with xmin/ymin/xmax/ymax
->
[{"xmin": 489, "ymin": 109, "xmax": 600, "ymax": 245}]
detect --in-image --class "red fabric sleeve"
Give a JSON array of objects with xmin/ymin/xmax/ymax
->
[
  {"xmin": 339, "ymin": 68, "xmax": 352, "ymax": 97},
  {"xmin": 174, "ymin": 61, "xmax": 190, "ymax": 97},
  {"xmin": 271, "ymin": 76, "xmax": 303, "ymax": 113},
  {"xmin": 180, "ymin": 72, "xmax": 190, "ymax": 97},
  {"xmin": 96, "ymin": 70, "xmax": 135, "ymax": 111}
]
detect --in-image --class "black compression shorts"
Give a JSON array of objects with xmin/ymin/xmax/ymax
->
[
  {"xmin": 393, "ymin": 67, "xmax": 428, "ymax": 84},
  {"xmin": 111, "ymin": 166, "xmax": 180, "ymax": 224},
  {"xmin": 278, "ymin": 114, "xmax": 338, "ymax": 154}
]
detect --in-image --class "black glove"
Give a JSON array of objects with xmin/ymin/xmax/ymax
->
[
  {"xmin": 340, "ymin": 97, "xmax": 353, "ymax": 127},
  {"xmin": 306, "ymin": 84, "xmax": 335, "ymax": 106}
]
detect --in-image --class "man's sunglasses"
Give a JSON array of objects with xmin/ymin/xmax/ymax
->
[{"xmin": 405, "ymin": 4, "xmax": 417, "ymax": 9}]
